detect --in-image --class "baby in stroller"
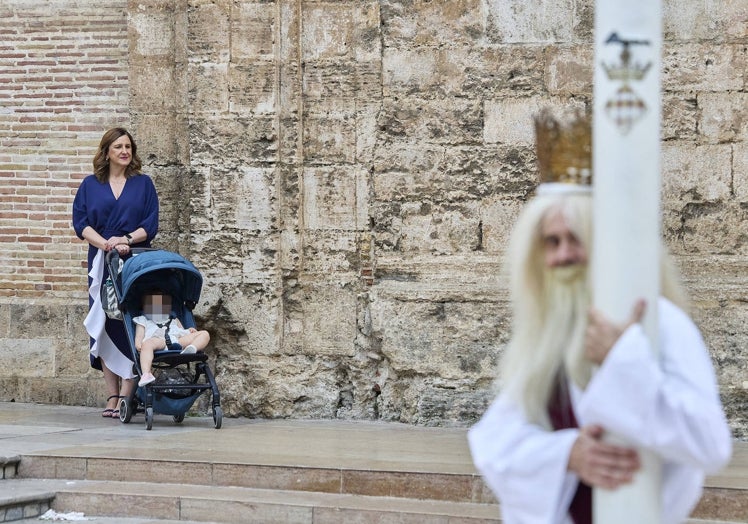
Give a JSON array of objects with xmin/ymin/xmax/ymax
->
[{"xmin": 134, "ymin": 288, "xmax": 211, "ymax": 387}]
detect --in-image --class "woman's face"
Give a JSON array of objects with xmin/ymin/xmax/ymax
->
[{"xmin": 107, "ymin": 134, "xmax": 132, "ymax": 170}]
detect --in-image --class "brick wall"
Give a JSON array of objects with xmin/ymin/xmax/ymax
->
[{"xmin": 0, "ymin": 0, "xmax": 129, "ymax": 300}]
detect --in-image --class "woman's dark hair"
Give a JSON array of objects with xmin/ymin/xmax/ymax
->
[{"xmin": 93, "ymin": 128, "xmax": 143, "ymax": 182}]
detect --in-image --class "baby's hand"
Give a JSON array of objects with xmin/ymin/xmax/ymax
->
[{"xmin": 189, "ymin": 327, "xmax": 197, "ymax": 333}]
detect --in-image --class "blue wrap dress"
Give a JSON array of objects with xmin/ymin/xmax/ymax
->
[{"xmin": 72, "ymin": 174, "xmax": 159, "ymax": 377}]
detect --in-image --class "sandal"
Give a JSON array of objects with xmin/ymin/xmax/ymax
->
[{"xmin": 103, "ymin": 395, "xmax": 122, "ymax": 418}]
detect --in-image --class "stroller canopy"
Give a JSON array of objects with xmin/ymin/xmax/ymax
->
[{"xmin": 119, "ymin": 250, "xmax": 203, "ymax": 312}]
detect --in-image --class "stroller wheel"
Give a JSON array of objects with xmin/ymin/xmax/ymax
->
[
  {"xmin": 145, "ymin": 407, "xmax": 153, "ymax": 430},
  {"xmin": 213, "ymin": 405, "xmax": 223, "ymax": 429},
  {"xmin": 119, "ymin": 398, "xmax": 133, "ymax": 423},
  {"xmin": 173, "ymin": 413, "xmax": 185, "ymax": 424}
]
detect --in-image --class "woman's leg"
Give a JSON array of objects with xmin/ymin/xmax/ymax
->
[
  {"xmin": 119, "ymin": 377, "xmax": 135, "ymax": 399},
  {"xmin": 101, "ymin": 360, "xmax": 120, "ymax": 410}
]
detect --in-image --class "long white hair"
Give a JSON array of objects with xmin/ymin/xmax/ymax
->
[{"xmin": 499, "ymin": 193, "xmax": 687, "ymax": 427}]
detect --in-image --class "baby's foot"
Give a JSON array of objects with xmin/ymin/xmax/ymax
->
[
  {"xmin": 180, "ymin": 345, "xmax": 197, "ymax": 355},
  {"xmin": 138, "ymin": 373, "xmax": 156, "ymax": 387}
]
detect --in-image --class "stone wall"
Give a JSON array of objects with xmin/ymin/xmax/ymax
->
[{"xmin": 1, "ymin": 0, "xmax": 746, "ymax": 436}]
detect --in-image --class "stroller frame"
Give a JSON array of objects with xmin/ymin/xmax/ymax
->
[{"xmin": 105, "ymin": 248, "xmax": 222, "ymax": 430}]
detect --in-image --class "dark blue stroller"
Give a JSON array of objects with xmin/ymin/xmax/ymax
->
[{"xmin": 105, "ymin": 248, "xmax": 222, "ymax": 430}]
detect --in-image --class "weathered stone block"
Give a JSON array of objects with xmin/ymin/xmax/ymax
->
[
  {"xmin": 302, "ymin": 2, "xmax": 381, "ymax": 62},
  {"xmin": 662, "ymin": 94, "xmax": 698, "ymax": 141},
  {"xmin": 735, "ymin": 142, "xmax": 748, "ymax": 202},
  {"xmin": 484, "ymin": 97, "xmax": 544, "ymax": 145},
  {"xmin": 664, "ymin": 0, "xmax": 748, "ymax": 41},
  {"xmin": 372, "ymin": 143, "xmax": 534, "ymax": 203},
  {"xmin": 302, "ymin": 166, "xmax": 367, "ymax": 231},
  {"xmin": 663, "ymin": 43, "xmax": 744, "ymax": 92},
  {"xmin": 0, "ymin": 304, "xmax": 9, "ymax": 337},
  {"xmin": 381, "ymin": 0, "xmax": 483, "ymax": 48},
  {"xmin": 129, "ymin": 64, "xmax": 179, "ymax": 112},
  {"xmin": 0, "ymin": 339, "xmax": 55, "ymax": 377},
  {"xmin": 186, "ymin": 0, "xmax": 231, "ymax": 63},
  {"xmin": 662, "ymin": 143, "xmax": 732, "ymax": 201},
  {"xmin": 303, "ymin": 62, "xmax": 358, "ymax": 112},
  {"xmin": 387, "ymin": 201, "xmax": 482, "ymax": 255},
  {"xmin": 188, "ymin": 62, "xmax": 229, "ymax": 113},
  {"xmin": 378, "ymin": 97, "xmax": 483, "ymax": 144},
  {"xmin": 301, "ymin": 4, "xmax": 357, "ymax": 61},
  {"xmin": 371, "ymin": 291, "xmax": 505, "ymax": 379},
  {"xmin": 479, "ymin": 198, "xmax": 525, "ymax": 254},
  {"xmin": 228, "ymin": 61, "xmax": 276, "ymax": 115},
  {"xmin": 130, "ymin": 11, "xmax": 174, "ymax": 59},
  {"xmin": 300, "ymin": 280, "xmax": 358, "ymax": 357},
  {"xmin": 235, "ymin": 166, "xmax": 276, "ymax": 231},
  {"xmin": 484, "ymin": 0, "xmax": 577, "ymax": 43},
  {"xmin": 676, "ymin": 202, "xmax": 748, "ymax": 255},
  {"xmin": 302, "ymin": 113, "xmax": 356, "ymax": 163},
  {"xmin": 230, "ymin": 2, "xmax": 275, "ymax": 60},
  {"xmin": 301, "ymin": 231, "xmax": 360, "ymax": 275},
  {"xmin": 699, "ymin": 92, "xmax": 748, "ymax": 143},
  {"xmin": 188, "ymin": 231, "xmax": 247, "ymax": 283},
  {"xmin": 130, "ymin": 112, "xmax": 183, "ymax": 165},
  {"xmin": 190, "ymin": 116, "xmax": 277, "ymax": 166},
  {"xmin": 546, "ymin": 45, "xmax": 593, "ymax": 96}
]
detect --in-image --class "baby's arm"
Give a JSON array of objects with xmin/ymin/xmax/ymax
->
[{"xmin": 175, "ymin": 318, "xmax": 197, "ymax": 333}]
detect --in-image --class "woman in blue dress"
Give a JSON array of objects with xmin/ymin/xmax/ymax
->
[{"xmin": 72, "ymin": 128, "xmax": 159, "ymax": 418}]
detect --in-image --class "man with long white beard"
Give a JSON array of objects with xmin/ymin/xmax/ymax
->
[{"xmin": 468, "ymin": 112, "xmax": 732, "ymax": 524}]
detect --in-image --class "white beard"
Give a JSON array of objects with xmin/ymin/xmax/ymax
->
[
  {"xmin": 501, "ymin": 263, "xmax": 592, "ymax": 427},
  {"xmin": 542, "ymin": 264, "xmax": 591, "ymax": 390}
]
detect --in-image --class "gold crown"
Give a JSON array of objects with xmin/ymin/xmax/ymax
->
[{"xmin": 534, "ymin": 108, "xmax": 592, "ymax": 187}]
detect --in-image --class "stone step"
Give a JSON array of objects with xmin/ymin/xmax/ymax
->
[
  {"xmin": 1, "ymin": 456, "xmax": 20, "ymax": 480},
  {"xmin": 8, "ymin": 478, "xmax": 501, "ymax": 523},
  {"xmin": 13, "ymin": 455, "xmax": 748, "ymax": 523},
  {"xmin": 5, "ymin": 479, "xmax": 747, "ymax": 524},
  {"xmin": 18, "ymin": 454, "xmax": 490, "ymax": 505},
  {"xmin": 0, "ymin": 481, "xmax": 53, "ymax": 522},
  {"xmin": 17, "ymin": 452, "xmax": 748, "ymax": 520}
]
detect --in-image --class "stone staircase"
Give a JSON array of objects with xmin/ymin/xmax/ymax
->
[
  {"xmin": 3, "ymin": 453, "xmax": 499, "ymax": 523},
  {"xmin": 0, "ymin": 403, "xmax": 746, "ymax": 523},
  {"xmin": 3, "ymin": 452, "xmax": 747, "ymax": 524}
]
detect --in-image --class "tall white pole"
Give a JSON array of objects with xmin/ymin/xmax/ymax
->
[{"xmin": 592, "ymin": 0, "xmax": 663, "ymax": 523}]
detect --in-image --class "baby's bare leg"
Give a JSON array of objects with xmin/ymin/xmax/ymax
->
[
  {"xmin": 139, "ymin": 337, "xmax": 166, "ymax": 375},
  {"xmin": 177, "ymin": 330, "xmax": 210, "ymax": 351}
]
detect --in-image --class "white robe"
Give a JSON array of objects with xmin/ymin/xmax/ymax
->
[{"xmin": 468, "ymin": 298, "xmax": 732, "ymax": 524}]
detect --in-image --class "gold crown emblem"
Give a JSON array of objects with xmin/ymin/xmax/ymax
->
[{"xmin": 534, "ymin": 108, "xmax": 592, "ymax": 187}]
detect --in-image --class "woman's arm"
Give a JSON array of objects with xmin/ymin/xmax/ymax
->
[
  {"xmin": 81, "ymin": 226, "xmax": 109, "ymax": 251},
  {"xmin": 105, "ymin": 227, "xmax": 148, "ymax": 251}
]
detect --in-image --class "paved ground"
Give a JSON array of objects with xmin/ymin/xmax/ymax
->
[{"xmin": 0, "ymin": 402, "xmax": 476, "ymax": 474}]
